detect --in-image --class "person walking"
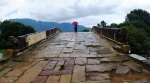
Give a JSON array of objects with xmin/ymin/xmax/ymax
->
[
  {"xmin": 72, "ymin": 21, "xmax": 78, "ymax": 33},
  {"xmin": 74, "ymin": 24, "xmax": 77, "ymax": 32}
]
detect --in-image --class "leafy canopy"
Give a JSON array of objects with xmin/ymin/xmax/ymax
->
[
  {"xmin": 0, "ymin": 20, "xmax": 35, "ymax": 49},
  {"xmin": 119, "ymin": 9, "xmax": 150, "ymax": 57},
  {"xmin": 81, "ymin": 28, "xmax": 90, "ymax": 32}
]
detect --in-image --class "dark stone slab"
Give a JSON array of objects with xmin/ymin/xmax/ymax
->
[
  {"xmin": 86, "ymin": 64, "xmax": 108, "ymax": 72},
  {"xmin": 123, "ymin": 61, "xmax": 142, "ymax": 73},
  {"xmin": 100, "ymin": 55, "xmax": 128, "ymax": 62},
  {"xmin": 88, "ymin": 73, "xmax": 110, "ymax": 81},
  {"xmin": 116, "ymin": 65, "xmax": 130, "ymax": 74}
]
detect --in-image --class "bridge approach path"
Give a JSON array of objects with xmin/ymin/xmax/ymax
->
[{"xmin": 0, "ymin": 32, "xmax": 150, "ymax": 83}]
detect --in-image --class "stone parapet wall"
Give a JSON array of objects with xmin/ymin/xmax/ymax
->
[
  {"xmin": 12, "ymin": 28, "xmax": 61, "ymax": 52},
  {"xmin": 26, "ymin": 31, "xmax": 46, "ymax": 46},
  {"xmin": 92, "ymin": 26, "xmax": 122, "ymax": 43},
  {"xmin": 92, "ymin": 26, "xmax": 130, "ymax": 54}
]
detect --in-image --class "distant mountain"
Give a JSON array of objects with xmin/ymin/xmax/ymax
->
[{"xmin": 9, "ymin": 19, "xmax": 91, "ymax": 32}]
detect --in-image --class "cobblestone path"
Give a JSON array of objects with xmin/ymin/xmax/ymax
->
[{"xmin": 0, "ymin": 32, "xmax": 150, "ymax": 83}]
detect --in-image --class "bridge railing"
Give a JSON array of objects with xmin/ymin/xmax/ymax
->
[
  {"xmin": 10, "ymin": 27, "xmax": 61, "ymax": 52},
  {"xmin": 92, "ymin": 26, "xmax": 125, "ymax": 44},
  {"xmin": 92, "ymin": 26, "xmax": 130, "ymax": 54}
]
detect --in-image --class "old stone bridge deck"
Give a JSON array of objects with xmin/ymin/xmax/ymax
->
[{"xmin": 0, "ymin": 32, "xmax": 150, "ymax": 83}]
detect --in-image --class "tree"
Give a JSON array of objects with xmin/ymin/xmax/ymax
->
[
  {"xmin": 97, "ymin": 23, "xmax": 100, "ymax": 27},
  {"xmin": 81, "ymin": 28, "xmax": 90, "ymax": 32},
  {"xmin": 126, "ymin": 9, "xmax": 150, "ymax": 27},
  {"xmin": 126, "ymin": 26, "xmax": 150, "ymax": 56},
  {"xmin": 101, "ymin": 20, "xmax": 106, "ymax": 27},
  {"xmin": 0, "ymin": 20, "xmax": 36, "ymax": 49},
  {"xmin": 110, "ymin": 23, "xmax": 118, "ymax": 28},
  {"xmin": 117, "ymin": 9, "xmax": 150, "ymax": 57}
]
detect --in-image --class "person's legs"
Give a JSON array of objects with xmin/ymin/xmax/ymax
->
[{"xmin": 75, "ymin": 28, "xmax": 77, "ymax": 32}]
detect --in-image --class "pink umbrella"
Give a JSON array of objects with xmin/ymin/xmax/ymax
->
[{"xmin": 72, "ymin": 21, "xmax": 78, "ymax": 25}]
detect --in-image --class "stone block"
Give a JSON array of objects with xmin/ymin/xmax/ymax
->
[
  {"xmin": 75, "ymin": 58, "xmax": 86, "ymax": 65},
  {"xmin": 72, "ymin": 65, "xmax": 85, "ymax": 83},
  {"xmin": 33, "ymin": 76, "xmax": 47, "ymax": 83},
  {"xmin": 46, "ymin": 76, "xmax": 60, "ymax": 83},
  {"xmin": 121, "ymin": 45, "xmax": 130, "ymax": 54},
  {"xmin": 59, "ymin": 75, "xmax": 71, "ymax": 83}
]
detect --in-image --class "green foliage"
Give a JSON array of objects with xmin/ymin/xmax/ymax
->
[
  {"xmin": 126, "ymin": 9, "xmax": 150, "ymax": 26},
  {"xmin": 97, "ymin": 23, "xmax": 100, "ymax": 27},
  {"xmin": 126, "ymin": 26, "xmax": 150, "ymax": 56},
  {"xmin": 0, "ymin": 20, "xmax": 36, "ymax": 49},
  {"xmin": 118, "ymin": 9, "xmax": 150, "ymax": 57},
  {"xmin": 81, "ymin": 28, "xmax": 90, "ymax": 32},
  {"xmin": 119, "ymin": 20, "xmax": 150, "ymax": 36},
  {"xmin": 110, "ymin": 23, "xmax": 118, "ymax": 28},
  {"xmin": 0, "ymin": 50, "xmax": 6, "ymax": 55},
  {"xmin": 101, "ymin": 20, "xmax": 106, "ymax": 27}
]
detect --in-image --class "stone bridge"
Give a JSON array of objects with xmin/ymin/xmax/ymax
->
[{"xmin": 0, "ymin": 28, "xmax": 150, "ymax": 83}]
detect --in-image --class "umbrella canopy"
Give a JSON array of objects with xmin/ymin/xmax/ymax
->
[{"xmin": 72, "ymin": 21, "xmax": 78, "ymax": 25}]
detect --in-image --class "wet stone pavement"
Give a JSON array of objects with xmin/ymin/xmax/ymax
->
[{"xmin": 0, "ymin": 32, "xmax": 150, "ymax": 83}]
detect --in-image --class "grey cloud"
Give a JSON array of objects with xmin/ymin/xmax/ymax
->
[
  {"xmin": 0, "ymin": 1, "xmax": 8, "ymax": 6},
  {"xmin": 30, "ymin": 1, "xmax": 119, "ymax": 22},
  {"xmin": 1, "ymin": 0, "xmax": 150, "ymax": 27}
]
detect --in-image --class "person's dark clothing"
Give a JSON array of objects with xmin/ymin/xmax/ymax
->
[{"xmin": 74, "ymin": 25, "xmax": 78, "ymax": 32}]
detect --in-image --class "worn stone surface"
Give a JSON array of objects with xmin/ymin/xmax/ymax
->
[
  {"xmin": 86, "ymin": 64, "xmax": 108, "ymax": 72},
  {"xmin": 105, "ymin": 63, "xmax": 116, "ymax": 71},
  {"xmin": 97, "ymin": 53, "xmax": 117, "ymax": 58},
  {"xmin": 116, "ymin": 65, "xmax": 130, "ymax": 74},
  {"xmin": 40, "ymin": 58, "xmax": 74, "ymax": 76},
  {"xmin": 43, "ymin": 61, "xmax": 58, "ymax": 71},
  {"xmin": 59, "ymin": 53, "xmax": 70, "ymax": 57},
  {"xmin": 6, "ymin": 63, "xmax": 31, "ymax": 77},
  {"xmin": 0, "ymin": 32, "xmax": 149, "ymax": 83},
  {"xmin": 57, "ymin": 60, "xmax": 65, "ymax": 65},
  {"xmin": 47, "ymin": 53, "xmax": 60, "ymax": 57},
  {"xmin": 74, "ymin": 45, "xmax": 86, "ymax": 50},
  {"xmin": 72, "ymin": 65, "xmax": 85, "ymax": 83},
  {"xmin": 0, "ymin": 65, "xmax": 4, "ymax": 69},
  {"xmin": 33, "ymin": 76, "xmax": 47, "ymax": 83},
  {"xmin": 40, "ymin": 71, "xmax": 60, "ymax": 75},
  {"xmin": 72, "ymin": 50, "xmax": 89, "ymax": 55},
  {"xmin": 64, "ymin": 58, "xmax": 74, "ymax": 66},
  {"xmin": 97, "ymin": 47, "xmax": 111, "ymax": 54},
  {"xmin": 87, "ymin": 58, "xmax": 100, "ymax": 64},
  {"xmin": 123, "ymin": 61, "xmax": 142, "ymax": 73},
  {"xmin": 54, "ymin": 66, "xmax": 61, "ymax": 71},
  {"xmin": 88, "ymin": 73, "xmax": 110, "ymax": 81},
  {"xmin": 0, "ymin": 68, "xmax": 12, "ymax": 76},
  {"xmin": 90, "ymin": 52, "xmax": 97, "ymax": 55},
  {"xmin": 46, "ymin": 76, "xmax": 60, "ymax": 83},
  {"xmin": 85, "ymin": 80, "xmax": 111, "ymax": 83},
  {"xmin": 62, "ymin": 47, "xmax": 73, "ymax": 53},
  {"xmin": 59, "ymin": 74, "xmax": 71, "ymax": 83},
  {"xmin": 66, "ymin": 42, "xmax": 75, "ymax": 47},
  {"xmin": 100, "ymin": 55, "xmax": 128, "ymax": 62},
  {"xmin": 133, "ymin": 78, "xmax": 150, "ymax": 83},
  {"xmin": 0, "ymin": 77, "xmax": 18, "ymax": 83},
  {"xmin": 75, "ymin": 58, "xmax": 86, "ymax": 65},
  {"xmin": 15, "ymin": 61, "xmax": 48, "ymax": 83},
  {"xmin": 84, "ymin": 54, "xmax": 97, "ymax": 57}
]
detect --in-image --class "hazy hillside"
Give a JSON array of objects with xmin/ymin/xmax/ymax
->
[{"xmin": 9, "ymin": 19, "xmax": 91, "ymax": 32}]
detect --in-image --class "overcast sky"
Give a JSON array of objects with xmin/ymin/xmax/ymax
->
[{"xmin": 0, "ymin": 0, "xmax": 150, "ymax": 27}]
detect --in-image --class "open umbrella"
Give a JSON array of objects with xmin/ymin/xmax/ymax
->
[{"xmin": 72, "ymin": 21, "xmax": 78, "ymax": 25}]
